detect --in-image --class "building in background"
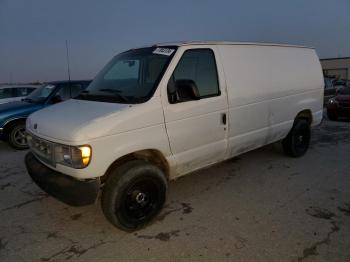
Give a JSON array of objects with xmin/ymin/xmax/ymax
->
[{"xmin": 320, "ymin": 57, "xmax": 350, "ymax": 80}]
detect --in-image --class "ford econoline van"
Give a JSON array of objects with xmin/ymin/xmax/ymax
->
[{"xmin": 25, "ymin": 42, "xmax": 324, "ymax": 230}]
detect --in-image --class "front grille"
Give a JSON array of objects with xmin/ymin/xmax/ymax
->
[{"xmin": 27, "ymin": 133, "xmax": 55, "ymax": 167}]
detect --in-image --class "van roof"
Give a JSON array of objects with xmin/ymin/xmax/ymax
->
[{"xmin": 152, "ymin": 41, "xmax": 313, "ymax": 49}]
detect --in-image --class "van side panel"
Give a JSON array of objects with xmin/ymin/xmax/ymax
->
[{"xmin": 218, "ymin": 45, "xmax": 323, "ymax": 158}]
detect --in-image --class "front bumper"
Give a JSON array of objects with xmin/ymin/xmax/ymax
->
[
  {"xmin": 25, "ymin": 152, "xmax": 100, "ymax": 206},
  {"xmin": 327, "ymin": 103, "xmax": 350, "ymax": 117}
]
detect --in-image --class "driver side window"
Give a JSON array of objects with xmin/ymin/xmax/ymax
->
[{"xmin": 171, "ymin": 49, "xmax": 220, "ymax": 100}]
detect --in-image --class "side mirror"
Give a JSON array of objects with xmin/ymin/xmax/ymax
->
[
  {"xmin": 336, "ymin": 87, "xmax": 344, "ymax": 95},
  {"xmin": 51, "ymin": 95, "xmax": 62, "ymax": 104},
  {"xmin": 168, "ymin": 79, "xmax": 200, "ymax": 103}
]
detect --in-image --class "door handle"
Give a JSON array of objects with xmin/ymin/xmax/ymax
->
[{"xmin": 221, "ymin": 113, "xmax": 227, "ymax": 125}]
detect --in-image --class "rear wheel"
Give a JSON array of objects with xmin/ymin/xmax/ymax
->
[
  {"xmin": 101, "ymin": 160, "xmax": 167, "ymax": 231},
  {"xmin": 327, "ymin": 110, "xmax": 338, "ymax": 121},
  {"xmin": 8, "ymin": 122, "xmax": 28, "ymax": 150},
  {"xmin": 282, "ymin": 119, "xmax": 310, "ymax": 157}
]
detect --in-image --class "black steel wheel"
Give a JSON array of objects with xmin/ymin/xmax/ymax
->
[
  {"xmin": 282, "ymin": 119, "xmax": 311, "ymax": 157},
  {"xmin": 101, "ymin": 160, "xmax": 167, "ymax": 231}
]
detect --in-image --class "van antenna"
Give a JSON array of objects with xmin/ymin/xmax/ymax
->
[{"xmin": 65, "ymin": 40, "xmax": 71, "ymax": 82}]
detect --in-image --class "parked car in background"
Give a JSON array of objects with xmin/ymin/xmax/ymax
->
[
  {"xmin": 323, "ymin": 78, "xmax": 346, "ymax": 105},
  {"xmin": 334, "ymin": 80, "xmax": 347, "ymax": 87},
  {"xmin": 324, "ymin": 78, "xmax": 337, "ymax": 104},
  {"xmin": 0, "ymin": 85, "xmax": 38, "ymax": 104},
  {"xmin": 327, "ymin": 87, "xmax": 350, "ymax": 120},
  {"xmin": 0, "ymin": 80, "xmax": 91, "ymax": 149}
]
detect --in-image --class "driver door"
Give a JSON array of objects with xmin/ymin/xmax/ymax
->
[{"xmin": 163, "ymin": 48, "xmax": 228, "ymax": 176}]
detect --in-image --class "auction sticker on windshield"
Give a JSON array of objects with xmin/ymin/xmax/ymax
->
[{"xmin": 153, "ymin": 48, "xmax": 175, "ymax": 56}]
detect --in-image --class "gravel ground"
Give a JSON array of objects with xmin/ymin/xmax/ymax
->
[{"xmin": 0, "ymin": 119, "xmax": 350, "ymax": 262}]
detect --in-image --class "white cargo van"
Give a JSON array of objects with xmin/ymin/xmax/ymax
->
[{"xmin": 25, "ymin": 42, "xmax": 323, "ymax": 230}]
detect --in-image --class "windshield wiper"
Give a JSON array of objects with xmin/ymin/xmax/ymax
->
[
  {"xmin": 98, "ymin": 89, "xmax": 129, "ymax": 102},
  {"xmin": 22, "ymin": 98, "xmax": 33, "ymax": 103}
]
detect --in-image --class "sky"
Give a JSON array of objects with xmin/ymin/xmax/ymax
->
[{"xmin": 0, "ymin": 0, "xmax": 349, "ymax": 83}]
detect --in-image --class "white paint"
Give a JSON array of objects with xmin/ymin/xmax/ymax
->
[{"xmin": 26, "ymin": 42, "xmax": 323, "ymax": 180}]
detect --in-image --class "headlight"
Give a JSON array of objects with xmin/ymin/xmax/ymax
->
[
  {"xmin": 54, "ymin": 145, "xmax": 92, "ymax": 169},
  {"xmin": 329, "ymin": 98, "xmax": 338, "ymax": 104}
]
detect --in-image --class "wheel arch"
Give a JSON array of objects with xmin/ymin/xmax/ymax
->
[
  {"xmin": 101, "ymin": 149, "xmax": 170, "ymax": 184},
  {"xmin": 295, "ymin": 109, "xmax": 313, "ymax": 125},
  {"xmin": 2, "ymin": 117, "xmax": 27, "ymax": 139}
]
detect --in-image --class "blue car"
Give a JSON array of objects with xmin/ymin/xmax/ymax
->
[{"xmin": 0, "ymin": 80, "xmax": 91, "ymax": 149}]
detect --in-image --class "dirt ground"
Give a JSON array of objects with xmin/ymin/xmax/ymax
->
[{"xmin": 0, "ymin": 118, "xmax": 350, "ymax": 262}]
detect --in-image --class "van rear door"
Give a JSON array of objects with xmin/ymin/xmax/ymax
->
[{"xmin": 162, "ymin": 47, "xmax": 228, "ymax": 175}]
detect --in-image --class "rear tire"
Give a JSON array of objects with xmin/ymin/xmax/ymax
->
[
  {"xmin": 282, "ymin": 119, "xmax": 310, "ymax": 157},
  {"xmin": 8, "ymin": 122, "xmax": 28, "ymax": 150},
  {"xmin": 327, "ymin": 110, "xmax": 338, "ymax": 121},
  {"xmin": 101, "ymin": 160, "xmax": 167, "ymax": 231}
]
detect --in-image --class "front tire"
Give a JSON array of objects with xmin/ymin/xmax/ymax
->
[
  {"xmin": 101, "ymin": 160, "xmax": 167, "ymax": 231},
  {"xmin": 8, "ymin": 122, "xmax": 28, "ymax": 150},
  {"xmin": 282, "ymin": 119, "xmax": 310, "ymax": 157}
]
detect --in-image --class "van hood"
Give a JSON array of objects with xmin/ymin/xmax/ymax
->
[
  {"xmin": 27, "ymin": 99, "xmax": 129, "ymax": 142},
  {"xmin": 26, "ymin": 98, "xmax": 163, "ymax": 143}
]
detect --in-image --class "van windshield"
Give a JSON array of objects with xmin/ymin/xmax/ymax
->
[{"xmin": 77, "ymin": 46, "xmax": 177, "ymax": 104}]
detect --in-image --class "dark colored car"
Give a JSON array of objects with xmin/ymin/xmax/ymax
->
[
  {"xmin": 0, "ymin": 80, "xmax": 91, "ymax": 149},
  {"xmin": 0, "ymin": 85, "xmax": 39, "ymax": 104},
  {"xmin": 327, "ymin": 87, "xmax": 350, "ymax": 120},
  {"xmin": 323, "ymin": 77, "xmax": 348, "ymax": 105},
  {"xmin": 334, "ymin": 80, "xmax": 347, "ymax": 87}
]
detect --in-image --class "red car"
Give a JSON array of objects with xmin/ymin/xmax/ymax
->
[{"xmin": 327, "ymin": 87, "xmax": 350, "ymax": 120}]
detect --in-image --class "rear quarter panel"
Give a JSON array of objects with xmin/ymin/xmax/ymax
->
[{"xmin": 218, "ymin": 45, "xmax": 323, "ymax": 157}]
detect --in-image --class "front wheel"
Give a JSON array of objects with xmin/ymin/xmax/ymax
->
[
  {"xmin": 101, "ymin": 160, "xmax": 167, "ymax": 231},
  {"xmin": 8, "ymin": 122, "xmax": 29, "ymax": 150},
  {"xmin": 282, "ymin": 119, "xmax": 311, "ymax": 157}
]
